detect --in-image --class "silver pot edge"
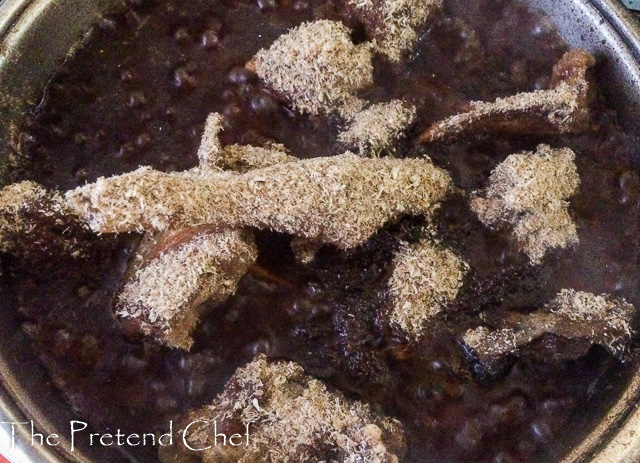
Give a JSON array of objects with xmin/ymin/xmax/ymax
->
[{"xmin": 0, "ymin": 0, "xmax": 639, "ymax": 462}]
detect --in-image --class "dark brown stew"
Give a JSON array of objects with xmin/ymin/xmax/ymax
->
[{"xmin": 3, "ymin": 0, "xmax": 640, "ymax": 462}]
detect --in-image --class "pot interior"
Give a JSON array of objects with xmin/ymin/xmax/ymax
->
[{"xmin": 0, "ymin": 0, "xmax": 639, "ymax": 462}]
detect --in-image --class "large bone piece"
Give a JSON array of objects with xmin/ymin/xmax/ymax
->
[
  {"xmin": 463, "ymin": 289, "xmax": 636, "ymax": 376},
  {"xmin": 159, "ymin": 355, "xmax": 406, "ymax": 463},
  {"xmin": 471, "ymin": 144, "xmax": 580, "ymax": 264},
  {"xmin": 420, "ymin": 49, "xmax": 595, "ymax": 143},
  {"xmin": 388, "ymin": 238, "xmax": 467, "ymax": 340},
  {"xmin": 66, "ymin": 154, "xmax": 453, "ymax": 250},
  {"xmin": 343, "ymin": 0, "xmax": 443, "ymax": 61},
  {"xmin": 196, "ymin": 112, "xmax": 297, "ymax": 174}
]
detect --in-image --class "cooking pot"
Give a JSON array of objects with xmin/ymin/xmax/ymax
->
[{"xmin": 0, "ymin": 0, "xmax": 639, "ymax": 461}]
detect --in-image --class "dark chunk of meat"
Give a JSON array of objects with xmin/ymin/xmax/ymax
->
[{"xmin": 419, "ymin": 49, "xmax": 595, "ymax": 143}]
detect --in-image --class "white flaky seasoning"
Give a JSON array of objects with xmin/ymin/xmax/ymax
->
[
  {"xmin": 339, "ymin": 100, "xmax": 417, "ymax": 156},
  {"xmin": 160, "ymin": 355, "xmax": 406, "ymax": 463},
  {"xmin": 117, "ymin": 227, "xmax": 257, "ymax": 350},
  {"xmin": 389, "ymin": 239, "xmax": 467, "ymax": 339},
  {"xmin": 0, "ymin": 181, "xmax": 93, "ymax": 262},
  {"xmin": 420, "ymin": 50, "xmax": 595, "ymax": 142},
  {"xmin": 463, "ymin": 289, "xmax": 636, "ymax": 374},
  {"xmin": 248, "ymin": 20, "xmax": 374, "ymax": 118},
  {"xmin": 346, "ymin": 0, "xmax": 444, "ymax": 61},
  {"xmin": 66, "ymin": 153, "xmax": 453, "ymax": 250},
  {"xmin": 116, "ymin": 114, "xmax": 296, "ymax": 349},
  {"xmin": 471, "ymin": 144, "xmax": 580, "ymax": 264},
  {"xmin": 196, "ymin": 112, "xmax": 297, "ymax": 174}
]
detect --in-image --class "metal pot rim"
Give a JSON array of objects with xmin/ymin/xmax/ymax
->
[{"xmin": 1, "ymin": 0, "xmax": 640, "ymax": 462}]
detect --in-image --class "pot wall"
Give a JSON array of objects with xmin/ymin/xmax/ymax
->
[{"xmin": 0, "ymin": 0, "xmax": 639, "ymax": 462}]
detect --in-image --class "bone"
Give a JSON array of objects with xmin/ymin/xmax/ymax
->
[
  {"xmin": 343, "ymin": 0, "xmax": 443, "ymax": 61},
  {"xmin": 420, "ymin": 49, "xmax": 595, "ymax": 143},
  {"xmin": 66, "ymin": 153, "xmax": 453, "ymax": 250},
  {"xmin": 159, "ymin": 355, "xmax": 406, "ymax": 463},
  {"xmin": 471, "ymin": 144, "xmax": 580, "ymax": 264},
  {"xmin": 462, "ymin": 289, "xmax": 636, "ymax": 376},
  {"xmin": 248, "ymin": 20, "xmax": 374, "ymax": 119},
  {"xmin": 389, "ymin": 238, "xmax": 467, "ymax": 339},
  {"xmin": 196, "ymin": 112, "xmax": 225, "ymax": 171}
]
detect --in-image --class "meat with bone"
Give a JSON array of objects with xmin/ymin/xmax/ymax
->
[
  {"xmin": 341, "ymin": 0, "xmax": 443, "ymax": 61},
  {"xmin": 117, "ymin": 226, "xmax": 257, "ymax": 350},
  {"xmin": 66, "ymin": 154, "xmax": 453, "ymax": 250},
  {"xmin": 247, "ymin": 20, "xmax": 374, "ymax": 119},
  {"xmin": 462, "ymin": 289, "xmax": 636, "ymax": 376},
  {"xmin": 159, "ymin": 355, "xmax": 406, "ymax": 463},
  {"xmin": 419, "ymin": 49, "xmax": 595, "ymax": 143},
  {"xmin": 470, "ymin": 144, "xmax": 580, "ymax": 264}
]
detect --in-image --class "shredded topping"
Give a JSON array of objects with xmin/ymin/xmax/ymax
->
[
  {"xmin": 66, "ymin": 153, "xmax": 453, "ymax": 249},
  {"xmin": 471, "ymin": 144, "xmax": 580, "ymax": 263},
  {"xmin": 420, "ymin": 50, "xmax": 595, "ymax": 142},
  {"xmin": 196, "ymin": 112, "xmax": 225, "ymax": 170},
  {"xmin": 0, "ymin": 181, "xmax": 92, "ymax": 261},
  {"xmin": 117, "ymin": 227, "xmax": 257, "ymax": 350},
  {"xmin": 463, "ymin": 289, "xmax": 636, "ymax": 375},
  {"xmin": 389, "ymin": 238, "xmax": 467, "ymax": 339},
  {"xmin": 164, "ymin": 355, "xmax": 406, "ymax": 463},
  {"xmin": 339, "ymin": 100, "xmax": 417, "ymax": 156},
  {"xmin": 346, "ymin": 0, "xmax": 443, "ymax": 61},
  {"xmin": 248, "ymin": 20, "xmax": 374, "ymax": 118},
  {"xmin": 196, "ymin": 113, "xmax": 296, "ymax": 174}
]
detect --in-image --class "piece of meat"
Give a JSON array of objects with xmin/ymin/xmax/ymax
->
[
  {"xmin": 341, "ymin": 0, "xmax": 444, "ymax": 61},
  {"xmin": 117, "ymin": 226, "xmax": 257, "ymax": 350},
  {"xmin": 0, "ymin": 181, "xmax": 96, "ymax": 269},
  {"xmin": 117, "ymin": 114, "xmax": 293, "ymax": 349},
  {"xmin": 196, "ymin": 112, "xmax": 297, "ymax": 174},
  {"xmin": 462, "ymin": 289, "xmax": 637, "ymax": 376},
  {"xmin": 388, "ymin": 237, "xmax": 467, "ymax": 339},
  {"xmin": 247, "ymin": 20, "xmax": 374, "ymax": 119},
  {"xmin": 66, "ymin": 153, "xmax": 453, "ymax": 250},
  {"xmin": 470, "ymin": 144, "xmax": 580, "ymax": 264},
  {"xmin": 338, "ymin": 100, "xmax": 417, "ymax": 156},
  {"xmin": 419, "ymin": 49, "xmax": 595, "ymax": 143},
  {"xmin": 158, "ymin": 355, "xmax": 406, "ymax": 463}
]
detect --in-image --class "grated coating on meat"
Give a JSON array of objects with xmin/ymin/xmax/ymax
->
[
  {"xmin": 345, "ymin": 0, "xmax": 443, "ymax": 61},
  {"xmin": 420, "ymin": 49, "xmax": 595, "ymax": 143},
  {"xmin": 66, "ymin": 153, "xmax": 453, "ymax": 250},
  {"xmin": 339, "ymin": 100, "xmax": 417, "ymax": 156},
  {"xmin": 115, "ymin": 115, "xmax": 296, "ymax": 349},
  {"xmin": 462, "ymin": 289, "xmax": 637, "ymax": 376},
  {"xmin": 159, "ymin": 355, "xmax": 406, "ymax": 463},
  {"xmin": 0, "ymin": 181, "xmax": 94, "ymax": 265},
  {"xmin": 247, "ymin": 20, "xmax": 374, "ymax": 119},
  {"xmin": 117, "ymin": 227, "xmax": 257, "ymax": 350},
  {"xmin": 214, "ymin": 143, "xmax": 297, "ymax": 173},
  {"xmin": 197, "ymin": 112, "xmax": 225, "ymax": 171},
  {"xmin": 196, "ymin": 113, "xmax": 297, "ymax": 174},
  {"xmin": 470, "ymin": 144, "xmax": 580, "ymax": 264},
  {"xmin": 389, "ymin": 238, "xmax": 467, "ymax": 339}
]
